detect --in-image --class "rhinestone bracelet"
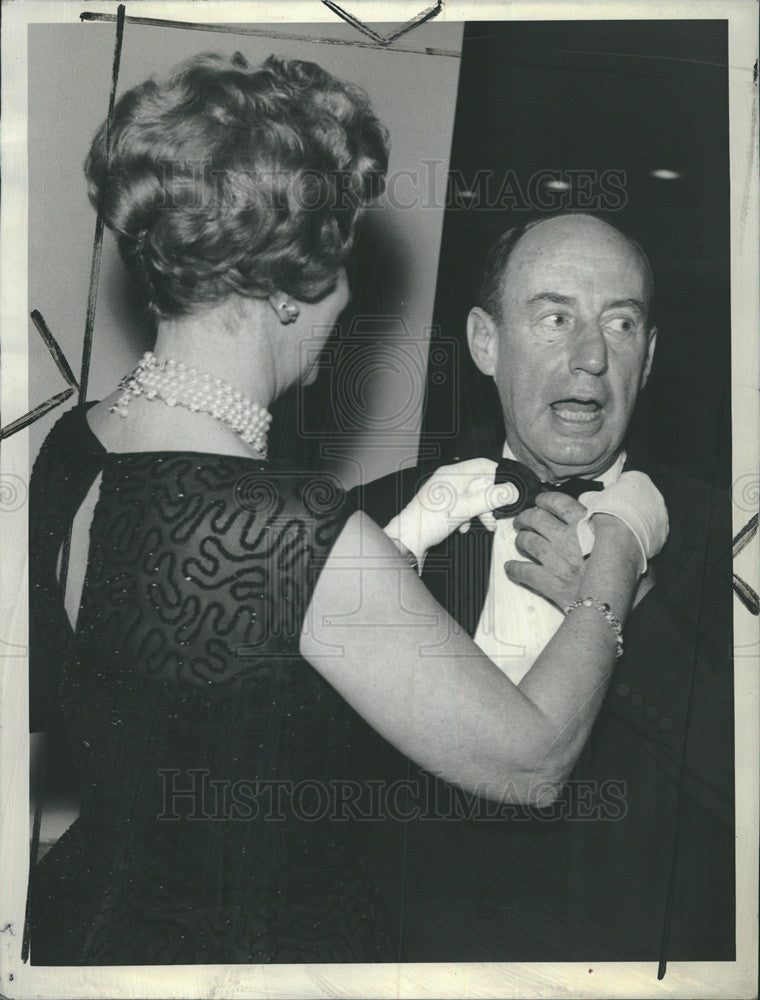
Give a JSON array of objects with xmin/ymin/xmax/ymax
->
[{"xmin": 563, "ymin": 596, "xmax": 624, "ymax": 658}]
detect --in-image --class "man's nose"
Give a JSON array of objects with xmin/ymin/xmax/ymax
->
[{"xmin": 568, "ymin": 322, "xmax": 608, "ymax": 376}]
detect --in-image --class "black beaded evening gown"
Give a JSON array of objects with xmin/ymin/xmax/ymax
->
[{"xmin": 27, "ymin": 403, "xmax": 399, "ymax": 964}]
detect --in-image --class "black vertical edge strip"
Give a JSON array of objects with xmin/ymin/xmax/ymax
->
[{"xmin": 657, "ymin": 383, "xmax": 731, "ymax": 978}]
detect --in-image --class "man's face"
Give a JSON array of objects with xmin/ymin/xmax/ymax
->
[{"xmin": 470, "ymin": 216, "xmax": 657, "ymax": 480}]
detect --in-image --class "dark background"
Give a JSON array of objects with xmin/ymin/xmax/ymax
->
[{"xmin": 422, "ymin": 20, "xmax": 731, "ymax": 487}]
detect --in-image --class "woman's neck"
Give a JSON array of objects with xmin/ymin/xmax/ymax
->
[
  {"xmin": 153, "ymin": 296, "xmax": 277, "ymax": 409},
  {"xmin": 88, "ymin": 297, "xmax": 282, "ymax": 459}
]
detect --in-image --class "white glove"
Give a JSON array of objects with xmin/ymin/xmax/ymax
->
[
  {"xmin": 384, "ymin": 458, "xmax": 515, "ymax": 570},
  {"xmin": 576, "ymin": 471, "xmax": 669, "ymax": 575}
]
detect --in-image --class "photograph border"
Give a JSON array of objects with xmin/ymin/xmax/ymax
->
[{"xmin": 1, "ymin": 2, "xmax": 757, "ymax": 997}]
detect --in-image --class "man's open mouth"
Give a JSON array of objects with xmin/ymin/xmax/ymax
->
[{"xmin": 550, "ymin": 398, "xmax": 603, "ymax": 423}]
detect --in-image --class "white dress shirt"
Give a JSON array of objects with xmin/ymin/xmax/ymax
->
[{"xmin": 473, "ymin": 444, "xmax": 625, "ymax": 684}]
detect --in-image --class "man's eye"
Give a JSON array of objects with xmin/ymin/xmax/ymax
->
[
  {"xmin": 540, "ymin": 313, "xmax": 569, "ymax": 329},
  {"xmin": 604, "ymin": 316, "xmax": 638, "ymax": 335}
]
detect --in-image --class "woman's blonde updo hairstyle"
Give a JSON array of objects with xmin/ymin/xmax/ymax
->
[{"xmin": 85, "ymin": 52, "xmax": 389, "ymax": 318}]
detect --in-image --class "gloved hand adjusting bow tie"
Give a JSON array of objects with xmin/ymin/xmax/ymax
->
[
  {"xmin": 384, "ymin": 457, "xmax": 669, "ymax": 578},
  {"xmin": 494, "ymin": 458, "xmax": 669, "ymax": 575},
  {"xmin": 493, "ymin": 457, "xmax": 604, "ymax": 518}
]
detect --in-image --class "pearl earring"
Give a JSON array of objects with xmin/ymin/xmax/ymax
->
[
  {"xmin": 283, "ymin": 301, "xmax": 300, "ymax": 323},
  {"xmin": 269, "ymin": 293, "xmax": 300, "ymax": 324}
]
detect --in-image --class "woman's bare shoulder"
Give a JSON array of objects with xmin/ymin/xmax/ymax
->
[{"xmin": 84, "ymin": 394, "xmax": 120, "ymax": 447}]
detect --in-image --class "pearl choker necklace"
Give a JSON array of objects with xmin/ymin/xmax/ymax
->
[{"xmin": 110, "ymin": 352, "xmax": 272, "ymax": 458}]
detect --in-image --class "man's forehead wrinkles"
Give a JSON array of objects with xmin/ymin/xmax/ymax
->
[
  {"xmin": 525, "ymin": 292, "xmax": 576, "ymax": 306},
  {"xmin": 504, "ymin": 261, "xmax": 647, "ymax": 307},
  {"xmin": 516, "ymin": 256, "xmax": 641, "ymax": 278}
]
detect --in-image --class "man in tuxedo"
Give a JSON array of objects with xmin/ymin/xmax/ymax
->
[{"xmin": 355, "ymin": 212, "xmax": 734, "ymax": 962}]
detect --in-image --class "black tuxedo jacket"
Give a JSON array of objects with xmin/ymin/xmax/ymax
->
[{"xmin": 350, "ymin": 450, "xmax": 735, "ymax": 963}]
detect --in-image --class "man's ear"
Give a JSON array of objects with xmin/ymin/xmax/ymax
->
[
  {"xmin": 641, "ymin": 325, "xmax": 657, "ymax": 389},
  {"xmin": 466, "ymin": 307, "xmax": 499, "ymax": 377}
]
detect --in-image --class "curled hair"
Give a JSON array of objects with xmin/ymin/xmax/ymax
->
[{"xmin": 85, "ymin": 52, "xmax": 389, "ymax": 318}]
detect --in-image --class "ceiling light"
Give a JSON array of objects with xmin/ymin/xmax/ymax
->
[{"xmin": 650, "ymin": 169, "xmax": 681, "ymax": 180}]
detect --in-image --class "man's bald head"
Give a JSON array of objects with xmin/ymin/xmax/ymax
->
[{"xmin": 478, "ymin": 213, "xmax": 654, "ymax": 325}]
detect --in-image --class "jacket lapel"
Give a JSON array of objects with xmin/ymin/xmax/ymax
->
[
  {"xmin": 421, "ymin": 516, "xmax": 495, "ymax": 638},
  {"xmin": 355, "ymin": 450, "xmax": 502, "ymax": 638}
]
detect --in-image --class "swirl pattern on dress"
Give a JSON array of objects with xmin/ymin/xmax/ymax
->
[{"xmin": 76, "ymin": 454, "xmax": 350, "ymax": 688}]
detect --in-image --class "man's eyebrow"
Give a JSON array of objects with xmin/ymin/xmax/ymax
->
[
  {"xmin": 524, "ymin": 293, "xmax": 648, "ymax": 314},
  {"xmin": 526, "ymin": 292, "xmax": 576, "ymax": 307},
  {"xmin": 602, "ymin": 298, "xmax": 647, "ymax": 313}
]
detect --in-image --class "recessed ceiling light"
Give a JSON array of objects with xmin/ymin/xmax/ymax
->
[
  {"xmin": 650, "ymin": 169, "xmax": 682, "ymax": 180},
  {"xmin": 544, "ymin": 179, "xmax": 572, "ymax": 191}
]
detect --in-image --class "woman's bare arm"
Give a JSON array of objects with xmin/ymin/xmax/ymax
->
[{"xmin": 300, "ymin": 511, "xmax": 640, "ymax": 805}]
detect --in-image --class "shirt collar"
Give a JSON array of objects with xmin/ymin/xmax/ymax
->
[{"xmin": 501, "ymin": 440, "xmax": 625, "ymax": 490}]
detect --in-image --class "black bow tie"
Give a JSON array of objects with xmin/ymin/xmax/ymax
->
[{"xmin": 493, "ymin": 457, "xmax": 604, "ymax": 519}]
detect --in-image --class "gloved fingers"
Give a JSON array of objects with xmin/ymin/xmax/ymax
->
[
  {"xmin": 458, "ymin": 481, "xmax": 519, "ymax": 521},
  {"xmin": 478, "ymin": 511, "xmax": 497, "ymax": 533},
  {"xmin": 455, "ymin": 457, "xmax": 499, "ymax": 477},
  {"xmin": 418, "ymin": 465, "xmax": 499, "ymax": 520}
]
